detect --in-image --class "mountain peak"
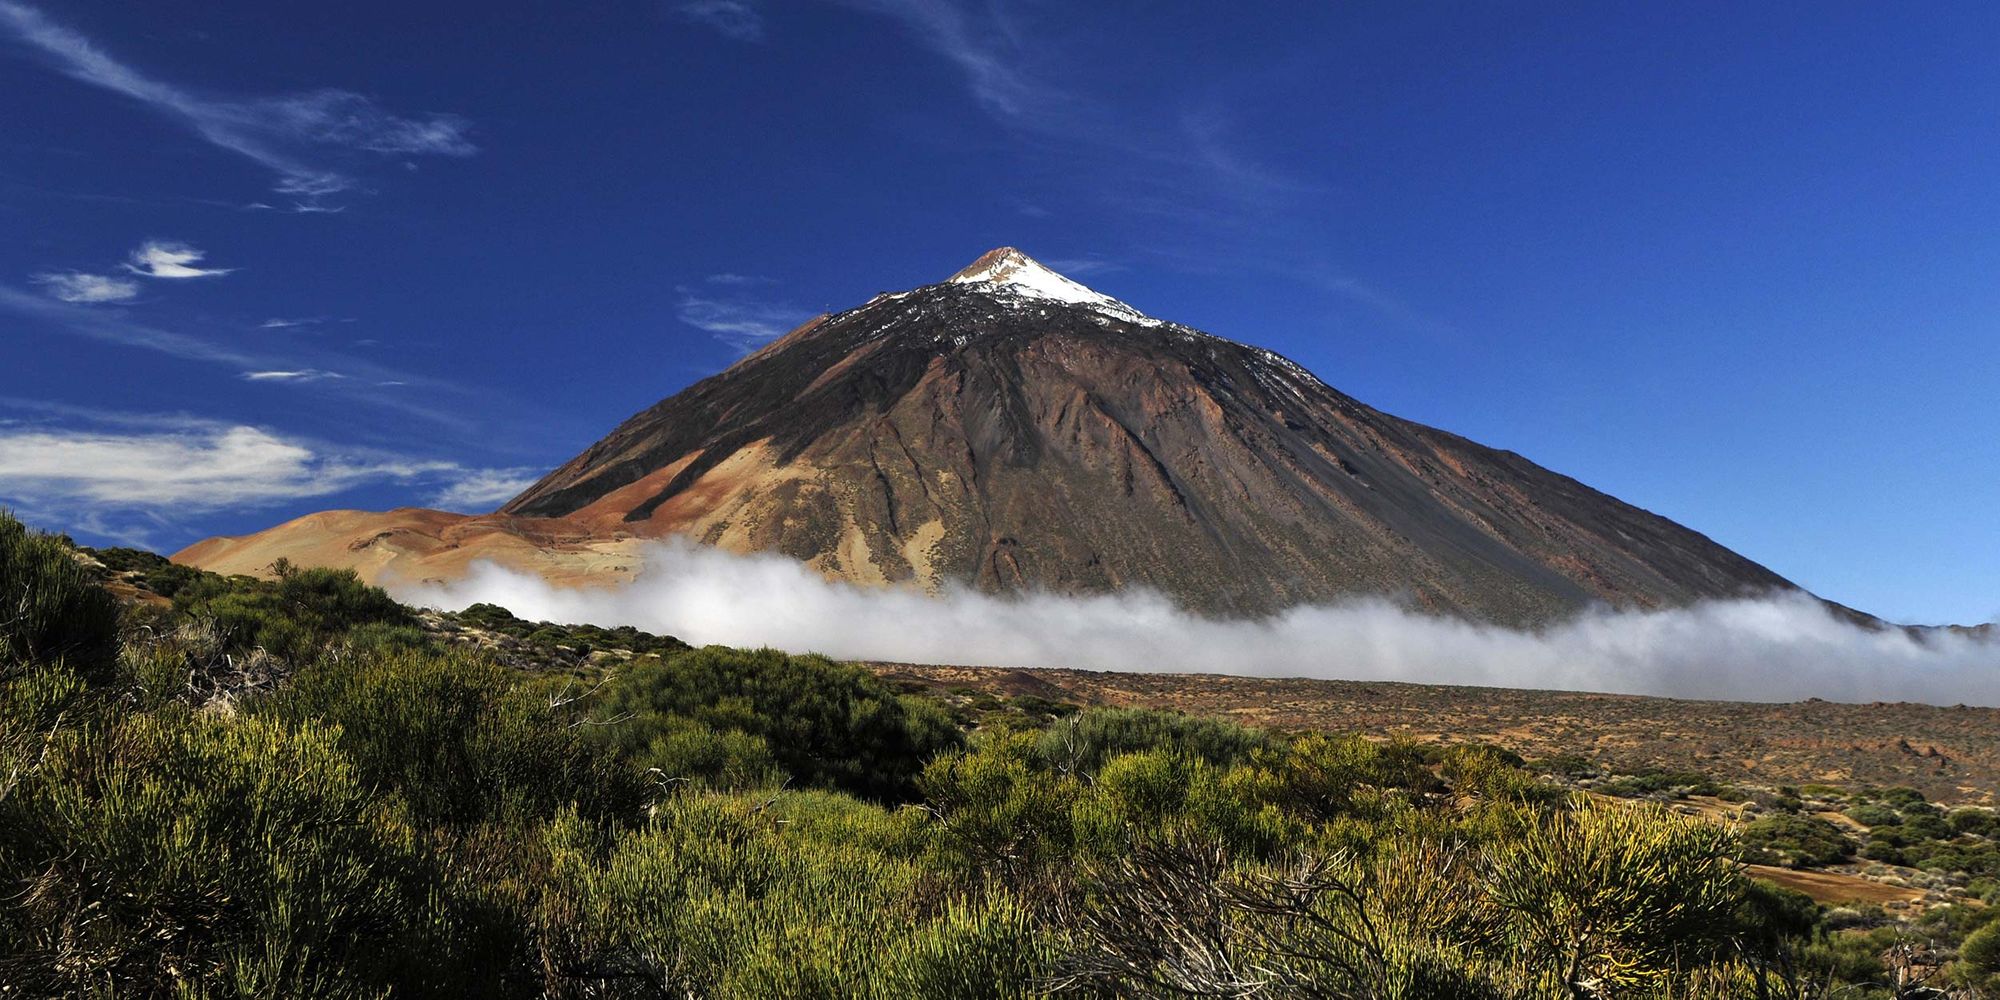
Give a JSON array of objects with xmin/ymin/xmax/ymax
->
[
  {"xmin": 944, "ymin": 246, "xmax": 1158, "ymax": 326},
  {"xmin": 948, "ymin": 246, "xmax": 1045, "ymax": 282}
]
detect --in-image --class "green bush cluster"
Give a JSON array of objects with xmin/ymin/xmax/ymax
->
[
  {"xmin": 1842, "ymin": 788, "xmax": 2000, "ymax": 876},
  {"xmin": 7, "ymin": 514, "xmax": 2000, "ymax": 998},
  {"xmin": 172, "ymin": 561, "xmax": 412, "ymax": 662},
  {"xmin": 445, "ymin": 601, "xmax": 691, "ymax": 659},
  {"xmin": 594, "ymin": 646, "xmax": 961, "ymax": 801},
  {"xmin": 1741, "ymin": 814, "xmax": 1858, "ymax": 868},
  {"xmin": 0, "ymin": 515, "xmax": 120, "ymax": 682}
]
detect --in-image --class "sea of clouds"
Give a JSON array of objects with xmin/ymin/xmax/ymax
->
[{"xmin": 397, "ymin": 540, "xmax": 2000, "ymax": 707}]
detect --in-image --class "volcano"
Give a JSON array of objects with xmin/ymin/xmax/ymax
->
[{"xmin": 179, "ymin": 248, "xmax": 1796, "ymax": 624}]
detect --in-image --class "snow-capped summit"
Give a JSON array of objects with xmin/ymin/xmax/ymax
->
[{"xmin": 946, "ymin": 247, "xmax": 1159, "ymax": 326}]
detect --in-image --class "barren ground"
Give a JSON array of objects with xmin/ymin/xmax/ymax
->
[{"xmin": 866, "ymin": 663, "xmax": 2000, "ymax": 804}]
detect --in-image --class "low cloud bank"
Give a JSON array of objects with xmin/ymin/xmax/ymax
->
[{"xmin": 399, "ymin": 541, "xmax": 2000, "ymax": 707}]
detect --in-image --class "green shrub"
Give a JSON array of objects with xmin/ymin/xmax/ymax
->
[
  {"xmin": 920, "ymin": 729, "xmax": 1078, "ymax": 881},
  {"xmin": 1845, "ymin": 802, "xmax": 1903, "ymax": 827},
  {"xmin": 1741, "ymin": 814, "xmax": 1855, "ymax": 868},
  {"xmin": 265, "ymin": 647, "xmax": 646, "ymax": 826},
  {"xmin": 174, "ymin": 565, "xmax": 411, "ymax": 662},
  {"xmin": 1034, "ymin": 706, "xmax": 1272, "ymax": 776},
  {"xmin": 535, "ymin": 792, "xmax": 1050, "ymax": 998},
  {"xmin": 1268, "ymin": 731, "xmax": 1439, "ymax": 821},
  {"xmin": 1441, "ymin": 744, "xmax": 1563, "ymax": 805},
  {"xmin": 84, "ymin": 544, "xmax": 209, "ymax": 599},
  {"xmin": 597, "ymin": 646, "xmax": 961, "ymax": 801},
  {"xmin": 0, "ymin": 513, "xmax": 120, "ymax": 683},
  {"xmin": 1949, "ymin": 807, "xmax": 1998, "ymax": 838},
  {"xmin": 631, "ymin": 714, "xmax": 782, "ymax": 791},
  {"xmin": 1964, "ymin": 920, "xmax": 2000, "ymax": 973},
  {"xmin": 1486, "ymin": 799, "xmax": 1744, "ymax": 992},
  {"xmin": 1595, "ymin": 767, "xmax": 1721, "ymax": 800},
  {"xmin": 0, "ymin": 711, "xmax": 506, "ymax": 997}
]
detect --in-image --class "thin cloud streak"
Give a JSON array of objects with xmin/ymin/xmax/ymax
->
[
  {"xmin": 830, "ymin": 0, "xmax": 1310, "ymax": 210},
  {"xmin": 427, "ymin": 467, "xmax": 541, "ymax": 511},
  {"xmin": 676, "ymin": 284, "xmax": 817, "ymax": 353},
  {"xmin": 0, "ymin": 286, "xmax": 474, "ymax": 430},
  {"xmin": 240, "ymin": 369, "xmax": 344, "ymax": 382},
  {"xmin": 0, "ymin": 1, "xmax": 474, "ymax": 199},
  {"xmin": 676, "ymin": 0, "xmax": 766, "ymax": 42},
  {"xmin": 0, "ymin": 284, "xmax": 256, "ymax": 365},
  {"xmin": 30, "ymin": 270, "xmax": 137, "ymax": 303}
]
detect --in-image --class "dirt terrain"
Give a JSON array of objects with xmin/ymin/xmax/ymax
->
[{"xmin": 869, "ymin": 663, "xmax": 2000, "ymax": 803}]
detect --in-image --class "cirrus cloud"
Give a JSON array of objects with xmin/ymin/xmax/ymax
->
[
  {"xmin": 30, "ymin": 270, "xmax": 138, "ymax": 303},
  {"xmin": 0, "ymin": 0, "xmax": 475, "ymax": 201},
  {"xmin": 124, "ymin": 240, "xmax": 233, "ymax": 279}
]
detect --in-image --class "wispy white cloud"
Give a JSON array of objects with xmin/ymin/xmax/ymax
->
[
  {"xmin": 0, "ymin": 283, "xmax": 256, "ymax": 365},
  {"xmin": 703, "ymin": 272, "xmax": 774, "ymax": 286},
  {"xmin": 259, "ymin": 317, "xmax": 315, "ymax": 329},
  {"xmin": 427, "ymin": 467, "xmax": 541, "ymax": 511},
  {"xmin": 837, "ymin": 0, "xmax": 1054, "ymax": 119},
  {"xmin": 831, "ymin": 0, "xmax": 1306, "ymax": 210},
  {"xmin": 30, "ymin": 270, "xmax": 137, "ymax": 303},
  {"xmin": 0, "ymin": 1, "xmax": 474, "ymax": 199},
  {"xmin": 676, "ymin": 0, "xmax": 765, "ymax": 41},
  {"xmin": 0, "ymin": 285, "xmax": 468, "ymax": 428},
  {"xmin": 124, "ymin": 239, "xmax": 232, "ymax": 279},
  {"xmin": 245, "ymin": 200, "xmax": 348, "ymax": 215},
  {"xmin": 1042, "ymin": 256, "xmax": 1125, "ymax": 277},
  {"xmin": 0, "ymin": 411, "xmax": 541, "ymax": 528},
  {"xmin": 240, "ymin": 368, "xmax": 344, "ymax": 382},
  {"xmin": 676, "ymin": 283, "xmax": 816, "ymax": 353},
  {"xmin": 0, "ymin": 423, "xmax": 445, "ymax": 510}
]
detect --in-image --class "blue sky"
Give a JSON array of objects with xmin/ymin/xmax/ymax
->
[{"xmin": 1, "ymin": 1, "xmax": 1994, "ymax": 624}]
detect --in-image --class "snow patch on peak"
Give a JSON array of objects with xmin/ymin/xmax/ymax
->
[{"xmin": 947, "ymin": 247, "xmax": 1160, "ymax": 326}]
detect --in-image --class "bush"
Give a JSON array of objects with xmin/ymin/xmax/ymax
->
[
  {"xmin": 173, "ymin": 565, "xmax": 411, "ymax": 662},
  {"xmin": 84, "ymin": 544, "xmax": 208, "ymax": 599},
  {"xmin": 1035, "ymin": 706, "xmax": 1273, "ymax": 776},
  {"xmin": 0, "ymin": 513, "xmax": 120, "ymax": 683},
  {"xmin": 1964, "ymin": 920, "xmax": 2000, "ymax": 973},
  {"xmin": 1845, "ymin": 803, "xmax": 1903, "ymax": 827},
  {"xmin": 1949, "ymin": 807, "xmax": 1998, "ymax": 838},
  {"xmin": 0, "ymin": 710, "xmax": 505, "ymax": 997},
  {"xmin": 597, "ymin": 646, "xmax": 961, "ymax": 801},
  {"xmin": 265, "ymin": 647, "xmax": 647, "ymax": 826},
  {"xmin": 1741, "ymin": 814, "xmax": 1856, "ymax": 868},
  {"xmin": 1486, "ymin": 799, "xmax": 1744, "ymax": 991},
  {"xmin": 535, "ymin": 793, "xmax": 1051, "ymax": 997}
]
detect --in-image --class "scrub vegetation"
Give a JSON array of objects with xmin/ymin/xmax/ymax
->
[{"xmin": 3, "ymin": 513, "xmax": 1997, "ymax": 998}]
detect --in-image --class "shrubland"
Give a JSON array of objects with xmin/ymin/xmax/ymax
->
[{"xmin": 2, "ymin": 512, "xmax": 1997, "ymax": 997}]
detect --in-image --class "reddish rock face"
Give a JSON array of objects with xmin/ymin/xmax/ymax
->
[{"xmin": 495, "ymin": 249, "xmax": 1795, "ymax": 623}]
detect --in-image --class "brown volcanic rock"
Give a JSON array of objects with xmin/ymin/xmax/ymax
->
[
  {"xmin": 482, "ymin": 248, "xmax": 1794, "ymax": 623},
  {"xmin": 174, "ymin": 508, "xmax": 648, "ymax": 588}
]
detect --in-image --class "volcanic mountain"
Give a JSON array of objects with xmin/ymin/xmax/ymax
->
[{"xmin": 180, "ymin": 248, "xmax": 1797, "ymax": 624}]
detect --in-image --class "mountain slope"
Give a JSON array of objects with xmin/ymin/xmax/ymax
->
[{"xmin": 475, "ymin": 247, "xmax": 1793, "ymax": 623}]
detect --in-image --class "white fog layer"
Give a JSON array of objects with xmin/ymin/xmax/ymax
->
[{"xmin": 398, "ymin": 540, "xmax": 2000, "ymax": 707}]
